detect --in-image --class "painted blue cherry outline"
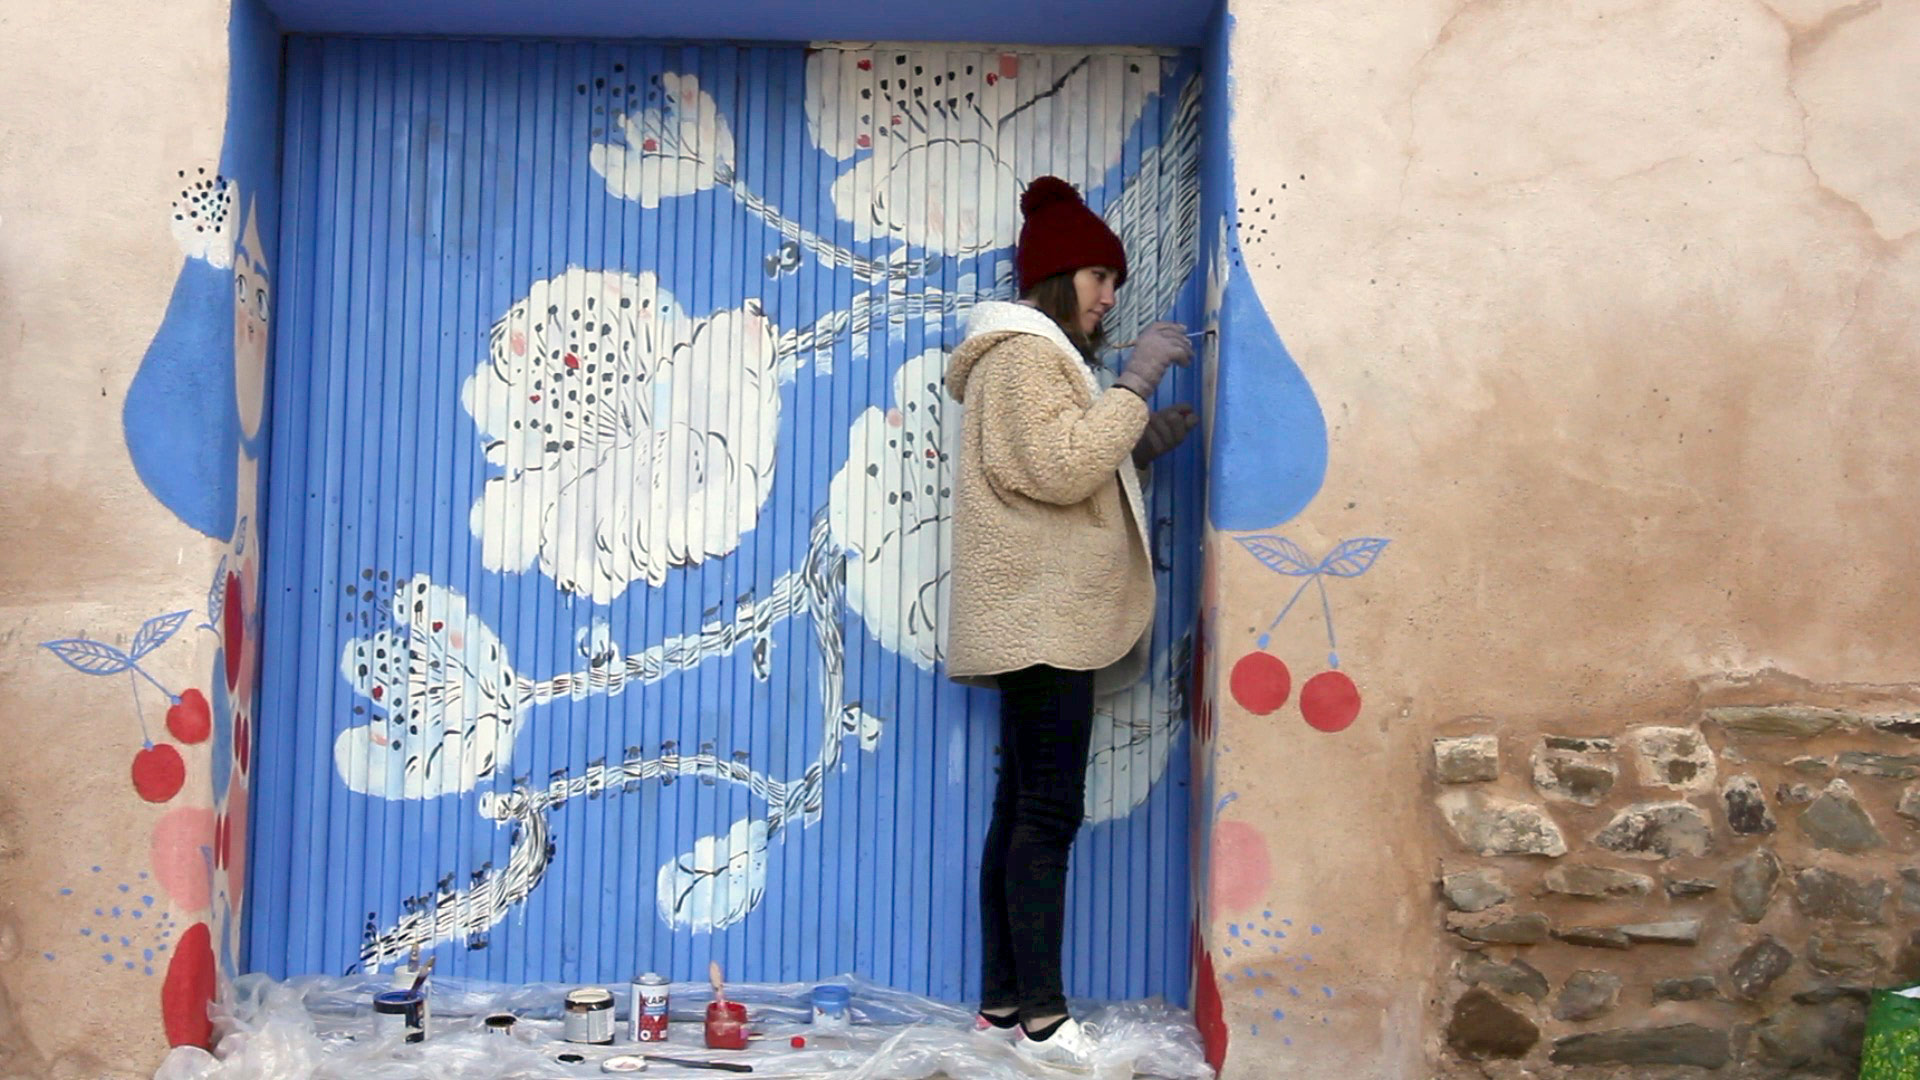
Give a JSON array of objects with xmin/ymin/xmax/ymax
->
[{"xmin": 1234, "ymin": 536, "xmax": 1390, "ymax": 669}]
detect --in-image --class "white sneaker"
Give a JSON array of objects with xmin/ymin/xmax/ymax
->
[
  {"xmin": 1015, "ymin": 1017, "xmax": 1101, "ymax": 1069},
  {"xmin": 973, "ymin": 1013, "xmax": 1024, "ymax": 1042}
]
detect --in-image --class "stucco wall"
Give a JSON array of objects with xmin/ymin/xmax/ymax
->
[
  {"xmin": 0, "ymin": 0, "xmax": 275, "ymax": 1073},
  {"xmin": 1200, "ymin": 0, "xmax": 1919, "ymax": 1075}
]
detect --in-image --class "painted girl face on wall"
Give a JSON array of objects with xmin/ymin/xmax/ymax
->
[
  {"xmin": 1074, "ymin": 266, "xmax": 1119, "ymax": 336},
  {"xmin": 232, "ymin": 196, "xmax": 269, "ymax": 442}
]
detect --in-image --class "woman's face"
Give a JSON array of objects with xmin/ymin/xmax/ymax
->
[{"xmin": 1072, "ymin": 266, "xmax": 1119, "ymax": 336}]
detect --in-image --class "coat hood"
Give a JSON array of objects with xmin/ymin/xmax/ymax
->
[{"xmin": 945, "ymin": 301, "xmax": 1084, "ymax": 404}]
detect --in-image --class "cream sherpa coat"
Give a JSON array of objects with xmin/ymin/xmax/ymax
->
[{"xmin": 943, "ymin": 301, "xmax": 1155, "ymax": 694}]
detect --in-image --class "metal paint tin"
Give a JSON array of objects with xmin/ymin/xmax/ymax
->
[
  {"xmin": 390, "ymin": 961, "xmax": 431, "ymax": 1031},
  {"xmin": 810, "ymin": 984, "xmax": 850, "ymax": 1033},
  {"xmin": 372, "ymin": 989, "xmax": 425, "ymax": 1043},
  {"xmin": 482, "ymin": 1012, "xmax": 517, "ymax": 1036},
  {"xmin": 564, "ymin": 987, "xmax": 616, "ymax": 1045},
  {"xmin": 630, "ymin": 972, "xmax": 670, "ymax": 1043}
]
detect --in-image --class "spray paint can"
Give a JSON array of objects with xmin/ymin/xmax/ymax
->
[
  {"xmin": 565, "ymin": 987, "xmax": 616, "ymax": 1045},
  {"xmin": 630, "ymin": 972, "xmax": 670, "ymax": 1043},
  {"xmin": 373, "ymin": 989, "xmax": 426, "ymax": 1043}
]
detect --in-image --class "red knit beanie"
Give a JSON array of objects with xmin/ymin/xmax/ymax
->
[{"xmin": 1015, "ymin": 177, "xmax": 1128, "ymax": 293}]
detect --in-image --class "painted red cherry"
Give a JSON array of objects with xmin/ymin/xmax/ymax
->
[
  {"xmin": 641, "ymin": 138, "xmax": 658, "ymax": 151},
  {"xmin": 1301, "ymin": 670, "xmax": 1362, "ymax": 733},
  {"xmin": 222, "ymin": 571, "xmax": 243, "ymax": 689},
  {"xmin": 166, "ymin": 689, "xmax": 212, "ymax": 744},
  {"xmin": 856, "ymin": 59, "xmax": 872, "ymax": 70},
  {"xmin": 856, "ymin": 134, "xmax": 871, "ymax": 148},
  {"xmin": 162, "ymin": 923, "xmax": 216, "ymax": 1048},
  {"xmin": 133, "ymin": 744, "xmax": 187, "ymax": 803},
  {"xmin": 1229, "ymin": 652, "xmax": 1291, "ymax": 715}
]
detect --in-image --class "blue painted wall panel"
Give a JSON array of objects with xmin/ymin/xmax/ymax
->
[{"xmin": 254, "ymin": 36, "xmax": 1203, "ymax": 1005}]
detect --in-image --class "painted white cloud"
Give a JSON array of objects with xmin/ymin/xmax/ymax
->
[
  {"xmin": 828, "ymin": 350, "xmax": 956, "ymax": 669},
  {"xmin": 333, "ymin": 578, "xmax": 522, "ymax": 800},
  {"xmin": 657, "ymin": 817, "xmax": 770, "ymax": 932},
  {"xmin": 464, "ymin": 268, "xmax": 782, "ymax": 602},
  {"xmin": 1084, "ymin": 654, "xmax": 1180, "ymax": 825},
  {"xmin": 590, "ymin": 73, "xmax": 733, "ymax": 208},
  {"xmin": 805, "ymin": 50, "xmax": 1157, "ymax": 254}
]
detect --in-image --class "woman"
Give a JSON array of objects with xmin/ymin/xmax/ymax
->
[{"xmin": 943, "ymin": 176, "xmax": 1198, "ymax": 1067}]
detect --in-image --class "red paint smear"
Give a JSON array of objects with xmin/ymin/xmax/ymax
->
[
  {"xmin": 235, "ymin": 711, "xmax": 250, "ymax": 774},
  {"xmin": 857, "ymin": 58, "xmax": 872, "ymax": 70},
  {"xmin": 132, "ymin": 744, "xmax": 186, "ymax": 803},
  {"xmin": 1191, "ymin": 922, "xmax": 1228, "ymax": 1075},
  {"xmin": 1301, "ymin": 670, "xmax": 1361, "ymax": 733},
  {"xmin": 222, "ymin": 572, "xmax": 243, "ymax": 689},
  {"xmin": 564, "ymin": 353, "xmax": 581, "ymax": 369},
  {"xmin": 998, "ymin": 54, "xmax": 1021, "ymax": 79},
  {"xmin": 1209, "ymin": 819, "xmax": 1272, "ymax": 921},
  {"xmin": 1229, "ymin": 652, "xmax": 1291, "ymax": 715},
  {"xmin": 167, "ymin": 688, "xmax": 212, "ymax": 744},
  {"xmin": 642, "ymin": 138, "xmax": 659, "ymax": 151},
  {"xmin": 162, "ymin": 923, "xmax": 217, "ymax": 1048}
]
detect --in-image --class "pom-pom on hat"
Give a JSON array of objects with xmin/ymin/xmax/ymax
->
[{"xmin": 1015, "ymin": 176, "xmax": 1128, "ymax": 293}]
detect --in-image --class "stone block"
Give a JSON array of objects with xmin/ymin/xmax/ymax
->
[
  {"xmin": 1898, "ymin": 784, "xmax": 1920, "ymax": 828},
  {"xmin": 1593, "ymin": 801, "xmax": 1713, "ymax": 860},
  {"xmin": 1705, "ymin": 705, "xmax": 1848, "ymax": 739},
  {"xmin": 1630, "ymin": 726, "xmax": 1717, "ymax": 792},
  {"xmin": 1787, "ymin": 755, "xmax": 1834, "ymax": 775},
  {"xmin": 1793, "ymin": 984, "xmax": 1872, "ymax": 1005},
  {"xmin": 1554, "ymin": 970, "xmax": 1621, "ymax": 1021},
  {"xmin": 1552, "ymin": 926, "xmax": 1632, "ymax": 949},
  {"xmin": 1729, "ymin": 936, "xmax": 1794, "ymax": 1000},
  {"xmin": 1798, "ymin": 780, "xmax": 1884, "ymax": 852},
  {"xmin": 1621, "ymin": 918, "xmax": 1703, "ymax": 945},
  {"xmin": 1437, "ymin": 790, "xmax": 1567, "ymax": 857},
  {"xmin": 1903, "ymin": 869, "xmax": 1920, "ymax": 916},
  {"xmin": 1721, "ymin": 774, "xmax": 1776, "ymax": 835},
  {"xmin": 1458, "ymin": 953, "xmax": 1549, "ymax": 1001},
  {"xmin": 1540, "ymin": 864, "xmax": 1654, "ymax": 900},
  {"xmin": 1450, "ymin": 912, "xmax": 1551, "ymax": 946},
  {"xmin": 1808, "ymin": 934, "xmax": 1884, "ymax": 975},
  {"xmin": 1779, "ymin": 782, "xmax": 1817, "ymax": 805},
  {"xmin": 1792, "ymin": 867, "xmax": 1887, "ymax": 925},
  {"xmin": 1751, "ymin": 999, "xmax": 1866, "ymax": 1075},
  {"xmin": 1894, "ymin": 930, "xmax": 1920, "ymax": 982},
  {"xmin": 1731, "ymin": 849, "xmax": 1781, "ymax": 923},
  {"xmin": 1652, "ymin": 976, "xmax": 1720, "ymax": 1002},
  {"xmin": 1838, "ymin": 751, "xmax": 1920, "ymax": 780},
  {"xmin": 1440, "ymin": 868, "xmax": 1511, "ymax": 913},
  {"xmin": 1434, "ymin": 735, "xmax": 1500, "ymax": 784},
  {"xmin": 1445, "ymin": 988, "xmax": 1539, "ymax": 1061},
  {"xmin": 1875, "ymin": 715, "xmax": 1920, "ymax": 738},
  {"xmin": 1549, "ymin": 1024, "xmax": 1731, "ymax": 1068},
  {"xmin": 1665, "ymin": 877, "xmax": 1717, "ymax": 898},
  {"xmin": 1530, "ymin": 737, "xmax": 1617, "ymax": 805}
]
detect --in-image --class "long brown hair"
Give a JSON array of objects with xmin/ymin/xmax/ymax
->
[{"xmin": 1021, "ymin": 271, "xmax": 1106, "ymax": 366}]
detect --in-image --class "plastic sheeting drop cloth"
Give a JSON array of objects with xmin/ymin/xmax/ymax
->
[{"xmin": 154, "ymin": 975, "xmax": 1213, "ymax": 1080}]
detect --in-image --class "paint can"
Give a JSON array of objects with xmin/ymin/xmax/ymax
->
[
  {"xmin": 372, "ymin": 989, "xmax": 425, "ymax": 1043},
  {"xmin": 810, "ymin": 985, "xmax": 850, "ymax": 1033},
  {"xmin": 630, "ymin": 972, "xmax": 670, "ymax": 1043},
  {"xmin": 482, "ymin": 1012, "xmax": 517, "ymax": 1036},
  {"xmin": 704, "ymin": 1000, "xmax": 749, "ymax": 1050},
  {"xmin": 565, "ymin": 987, "xmax": 617, "ymax": 1044},
  {"xmin": 391, "ymin": 957, "xmax": 432, "ymax": 1031}
]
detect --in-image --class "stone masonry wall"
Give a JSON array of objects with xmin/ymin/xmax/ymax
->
[{"xmin": 1431, "ymin": 696, "xmax": 1920, "ymax": 1078}]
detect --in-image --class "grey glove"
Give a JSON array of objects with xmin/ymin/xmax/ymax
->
[
  {"xmin": 1133, "ymin": 404, "xmax": 1199, "ymax": 468},
  {"xmin": 1115, "ymin": 321, "xmax": 1193, "ymax": 399}
]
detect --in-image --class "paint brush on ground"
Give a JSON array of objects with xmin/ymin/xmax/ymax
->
[{"xmin": 1111, "ymin": 328, "xmax": 1214, "ymax": 350}]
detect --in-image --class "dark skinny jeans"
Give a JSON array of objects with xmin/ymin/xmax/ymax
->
[{"xmin": 978, "ymin": 664, "xmax": 1096, "ymax": 1022}]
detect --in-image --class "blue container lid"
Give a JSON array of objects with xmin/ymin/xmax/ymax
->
[
  {"xmin": 374, "ymin": 990, "xmax": 422, "ymax": 1008},
  {"xmin": 811, "ymin": 985, "xmax": 851, "ymax": 1005}
]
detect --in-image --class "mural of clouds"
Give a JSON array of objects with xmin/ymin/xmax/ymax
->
[
  {"xmin": 464, "ymin": 268, "xmax": 782, "ymax": 602},
  {"xmin": 588, "ymin": 72, "xmax": 733, "ymax": 208},
  {"xmin": 657, "ymin": 817, "xmax": 770, "ymax": 932},
  {"xmin": 333, "ymin": 578, "xmax": 522, "ymax": 800},
  {"xmin": 805, "ymin": 50, "xmax": 1157, "ymax": 254},
  {"xmin": 828, "ymin": 350, "xmax": 956, "ymax": 670}
]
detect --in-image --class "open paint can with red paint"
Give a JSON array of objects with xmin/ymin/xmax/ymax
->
[{"xmin": 704, "ymin": 1000, "xmax": 748, "ymax": 1049}]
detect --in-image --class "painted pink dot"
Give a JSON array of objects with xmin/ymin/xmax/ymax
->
[
  {"xmin": 642, "ymin": 138, "xmax": 659, "ymax": 151},
  {"xmin": 857, "ymin": 134, "xmax": 871, "ymax": 148},
  {"xmin": 1209, "ymin": 819, "xmax": 1272, "ymax": 922},
  {"xmin": 449, "ymin": 631, "xmax": 465, "ymax": 649},
  {"xmin": 150, "ymin": 808, "xmax": 216, "ymax": 913},
  {"xmin": 998, "ymin": 54, "xmax": 1020, "ymax": 79},
  {"xmin": 886, "ymin": 408, "xmax": 904, "ymax": 427},
  {"xmin": 891, "ymin": 115, "xmax": 902, "ymax": 126},
  {"xmin": 511, "ymin": 332, "xmax": 527, "ymax": 356}
]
